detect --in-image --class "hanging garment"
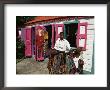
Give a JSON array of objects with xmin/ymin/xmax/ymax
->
[{"xmin": 36, "ymin": 35, "xmax": 44, "ymax": 50}]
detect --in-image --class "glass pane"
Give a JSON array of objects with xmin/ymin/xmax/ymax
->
[
  {"xmin": 58, "ymin": 27, "xmax": 62, "ymax": 34},
  {"xmin": 80, "ymin": 26, "xmax": 85, "ymax": 34},
  {"xmin": 79, "ymin": 39, "xmax": 85, "ymax": 47}
]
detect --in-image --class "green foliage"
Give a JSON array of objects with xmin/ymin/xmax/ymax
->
[
  {"xmin": 16, "ymin": 16, "xmax": 36, "ymax": 27},
  {"xmin": 16, "ymin": 37, "xmax": 25, "ymax": 59}
]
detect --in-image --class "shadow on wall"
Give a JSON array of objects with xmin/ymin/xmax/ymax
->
[{"xmin": 91, "ymin": 41, "xmax": 94, "ymax": 74}]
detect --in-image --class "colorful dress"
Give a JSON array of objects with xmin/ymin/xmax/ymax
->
[{"xmin": 36, "ymin": 35, "xmax": 44, "ymax": 59}]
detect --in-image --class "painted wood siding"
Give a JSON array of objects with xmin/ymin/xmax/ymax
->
[
  {"xmin": 25, "ymin": 27, "xmax": 32, "ymax": 57},
  {"xmin": 79, "ymin": 18, "xmax": 94, "ymax": 72}
]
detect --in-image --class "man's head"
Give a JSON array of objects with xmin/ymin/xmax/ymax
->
[{"xmin": 60, "ymin": 32, "xmax": 64, "ymax": 40}]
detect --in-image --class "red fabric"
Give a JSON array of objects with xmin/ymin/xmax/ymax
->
[{"xmin": 36, "ymin": 35, "xmax": 44, "ymax": 50}]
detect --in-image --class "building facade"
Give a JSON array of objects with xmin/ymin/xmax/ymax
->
[{"xmin": 20, "ymin": 16, "xmax": 94, "ymax": 73}]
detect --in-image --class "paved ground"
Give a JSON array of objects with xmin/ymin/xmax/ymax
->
[
  {"xmin": 16, "ymin": 57, "xmax": 49, "ymax": 74},
  {"xmin": 16, "ymin": 57, "xmax": 92, "ymax": 74}
]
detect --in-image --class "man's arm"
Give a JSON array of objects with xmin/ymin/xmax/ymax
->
[{"xmin": 66, "ymin": 40, "xmax": 71, "ymax": 51}]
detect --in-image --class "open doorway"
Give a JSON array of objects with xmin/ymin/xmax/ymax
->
[
  {"xmin": 44, "ymin": 25, "xmax": 53, "ymax": 58},
  {"xmin": 64, "ymin": 23, "xmax": 78, "ymax": 47},
  {"xmin": 44, "ymin": 25, "xmax": 52, "ymax": 49},
  {"xmin": 31, "ymin": 27, "xmax": 35, "ymax": 55}
]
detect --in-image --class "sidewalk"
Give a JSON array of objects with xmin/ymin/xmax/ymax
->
[
  {"xmin": 16, "ymin": 58, "xmax": 49, "ymax": 74},
  {"xmin": 16, "ymin": 57, "xmax": 93, "ymax": 74}
]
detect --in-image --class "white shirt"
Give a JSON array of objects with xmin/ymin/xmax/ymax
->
[
  {"xmin": 74, "ymin": 52, "xmax": 84, "ymax": 68},
  {"xmin": 54, "ymin": 38, "xmax": 71, "ymax": 52}
]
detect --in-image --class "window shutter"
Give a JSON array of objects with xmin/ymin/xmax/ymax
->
[
  {"xmin": 55, "ymin": 24, "xmax": 64, "ymax": 41},
  {"xmin": 25, "ymin": 27, "xmax": 32, "ymax": 56},
  {"xmin": 76, "ymin": 23, "xmax": 87, "ymax": 50}
]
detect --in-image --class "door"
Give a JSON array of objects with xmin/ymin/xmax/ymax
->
[
  {"xmin": 76, "ymin": 23, "xmax": 87, "ymax": 51},
  {"xmin": 55, "ymin": 24, "xmax": 64, "ymax": 41},
  {"xmin": 25, "ymin": 27, "xmax": 32, "ymax": 56}
]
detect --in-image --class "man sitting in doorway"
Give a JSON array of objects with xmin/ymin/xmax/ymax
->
[
  {"xmin": 54, "ymin": 32, "xmax": 71, "ymax": 53},
  {"xmin": 53, "ymin": 32, "xmax": 71, "ymax": 73}
]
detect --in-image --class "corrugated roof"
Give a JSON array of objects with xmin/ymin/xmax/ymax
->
[
  {"xmin": 26, "ymin": 16, "xmax": 66, "ymax": 24},
  {"xmin": 25, "ymin": 16, "xmax": 94, "ymax": 25}
]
